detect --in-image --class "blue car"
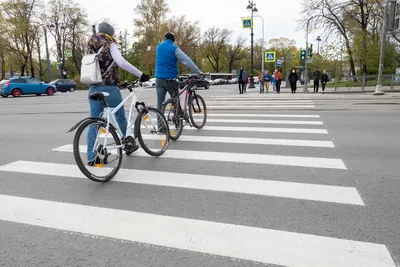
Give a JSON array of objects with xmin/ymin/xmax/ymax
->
[{"xmin": 0, "ymin": 77, "xmax": 57, "ymax": 98}]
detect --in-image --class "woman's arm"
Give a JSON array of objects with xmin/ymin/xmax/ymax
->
[{"xmin": 110, "ymin": 43, "xmax": 143, "ymax": 78}]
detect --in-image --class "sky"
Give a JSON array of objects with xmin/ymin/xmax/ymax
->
[{"xmin": 71, "ymin": 0, "xmax": 323, "ymax": 50}]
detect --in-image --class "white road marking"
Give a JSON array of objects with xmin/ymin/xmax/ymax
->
[{"xmin": 0, "ymin": 194, "xmax": 395, "ymax": 267}]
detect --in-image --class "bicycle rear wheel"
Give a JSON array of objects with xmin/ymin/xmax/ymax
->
[
  {"xmin": 161, "ymin": 97, "xmax": 183, "ymax": 140},
  {"xmin": 189, "ymin": 93, "xmax": 207, "ymax": 129},
  {"xmin": 137, "ymin": 106, "xmax": 170, "ymax": 156},
  {"xmin": 73, "ymin": 118, "xmax": 123, "ymax": 182}
]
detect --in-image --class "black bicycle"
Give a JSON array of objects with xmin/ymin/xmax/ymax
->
[{"xmin": 161, "ymin": 75, "xmax": 207, "ymax": 140}]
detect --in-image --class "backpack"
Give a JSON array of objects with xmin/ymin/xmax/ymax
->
[{"xmin": 80, "ymin": 45, "xmax": 114, "ymax": 85}]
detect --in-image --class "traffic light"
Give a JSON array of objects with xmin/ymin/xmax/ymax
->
[
  {"xmin": 300, "ymin": 50, "xmax": 306, "ymax": 60},
  {"xmin": 308, "ymin": 44, "xmax": 313, "ymax": 58}
]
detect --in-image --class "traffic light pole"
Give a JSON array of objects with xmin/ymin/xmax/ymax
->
[
  {"xmin": 303, "ymin": 17, "xmax": 312, "ymax": 92},
  {"xmin": 374, "ymin": 0, "xmax": 390, "ymax": 95}
]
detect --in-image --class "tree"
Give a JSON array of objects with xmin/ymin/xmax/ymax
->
[
  {"xmin": 226, "ymin": 35, "xmax": 247, "ymax": 73},
  {"xmin": 300, "ymin": 0, "xmax": 357, "ymax": 76},
  {"xmin": 44, "ymin": 0, "xmax": 84, "ymax": 78},
  {"xmin": 199, "ymin": 26, "xmax": 231, "ymax": 72},
  {"xmin": 165, "ymin": 15, "xmax": 200, "ymax": 74},
  {"xmin": 133, "ymin": 0, "xmax": 169, "ymax": 76},
  {"xmin": 0, "ymin": 0, "xmax": 41, "ymax": 76}
]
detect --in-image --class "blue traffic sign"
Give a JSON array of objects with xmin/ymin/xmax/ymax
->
[
  {"xmin": 242, "ymin": 18, "xmax": 252, "ymax": 29},
  {"xmin": 277, "ymin": 59, "xmax": 282, "ymax": 67},
  {"xmin": 265, "ymin": 52, "xmax": 276, "ymax": 62}
]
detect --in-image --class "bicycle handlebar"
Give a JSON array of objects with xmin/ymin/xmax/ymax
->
[{"xmin": 120, "ymin": 79, "xmax": 140, "ymax": 92}]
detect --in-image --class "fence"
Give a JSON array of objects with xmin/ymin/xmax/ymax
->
[{"xmin": 326, "ymin": 74, "xmax": 400, "ymax": 91}]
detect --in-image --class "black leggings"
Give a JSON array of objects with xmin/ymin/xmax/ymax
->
[{"xmin": 290, "ymin": 82, "xmax": 296, "ymax": 94}]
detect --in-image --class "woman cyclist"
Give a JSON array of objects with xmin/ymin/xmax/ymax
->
[{"xmin": 86, "ymin": 22, "xmax": 150, "ymax": 166}]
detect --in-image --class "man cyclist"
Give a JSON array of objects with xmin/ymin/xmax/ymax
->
[{"xmin": 154, "ymin": 32, "xmax": 203, "ymax": 114}]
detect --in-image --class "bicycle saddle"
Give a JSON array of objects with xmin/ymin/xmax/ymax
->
[{"xmin": 89, "ymin": 92, "xmax": 110, "ymax": 101}]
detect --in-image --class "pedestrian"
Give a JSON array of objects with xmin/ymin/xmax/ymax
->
[
  {"xmin": 244, "ymin": 75, "xmax": 248, "ymax": 93},
  {"xmin": 258, "ymin": 70, "xmax": 265, "ymax": 94},
  {"xmin": 313, "ymin": 67, "xmax": 321, "ymax": 93},
  {"xmin": 263, "ymin": 70, "xmax": 271, "ymax": 94},
  {"xmin": 288, "ymin": 67, "xmax": 298, "ymax": 94},
  {"xmin": 274, "ymin": 69, "xmax": 283, "ymax": 94},
  {"xmin": 237, "ymin": 66, "xmax": 246, "ymax": 94},
  {"xmin": 85, "ymin": 22, "xmax": 150, "ymax": 165},
  {"xmin": 271, "ymin": 70, "xmax": 277, "ymax": 93},
  {"xmin": 320, "ymin": 70, "xmax": 329, "ymax": 94}
]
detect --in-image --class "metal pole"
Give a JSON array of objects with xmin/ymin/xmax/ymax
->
[
  {"xmin": 254, "ymin": 15, "xmax": 264, "ymax": 71},
  {"xmin": 44, "ymin": 27, "xmax": 52, "ymax": 82},
  {"xmin": 248, "ymin": 3, "xmax": 255, "ymax": 88},
  {"xmin": 374, "ymin": 0, "xmax": 389, "ymax": 95},
  {"xmin": 303, "ymin": 18, "xmax": 311, "ymax": 92}
]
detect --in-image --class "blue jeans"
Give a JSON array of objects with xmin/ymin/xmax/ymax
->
[
  {"xmin": 259, "ymin": 82, "xmax": 264, "ymax": 93},
  {"xmin": 156, "ymin": 78, "xmax": 177, "ymax": 126},
  {"xmin": 87, "ymin": 85, "xmax": 127, "ymax": 161}
]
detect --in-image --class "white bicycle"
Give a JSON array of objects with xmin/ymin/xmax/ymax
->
[{"xmin": 67, "ymin": 79, "xmax": 170, "ymax": 182}]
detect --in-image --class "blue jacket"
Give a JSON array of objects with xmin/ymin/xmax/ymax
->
[
  {"xmin": 155, "ymin": 39, "xmax": 200, "ymax": 79},
  {"xmin": 237, "ymin": 69, "xmax": 247, "ymax": 81}
]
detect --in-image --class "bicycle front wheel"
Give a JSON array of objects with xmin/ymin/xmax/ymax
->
[
  {"xmin": 161, "ymin": 98, "xmax": 183, "ymax": 140},
  {"xmin": 73, "ymin": 118, "xmax": 123, "ymax": 182},
  {"xmin": 189, "ymin": 94, "xmax": 207, "ymax": 129},
  {"xmin": 137, "ymin": 106, "xmax": 170, "ymax": 156}
]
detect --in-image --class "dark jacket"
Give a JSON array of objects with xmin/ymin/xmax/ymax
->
[
  {"xmin": 288, "ymin": 72, "xmax": 298, "ymax": 83},
  {"xmin": 321, "ymin": 73, "xmax": 329, "ymax": 83},
  {"xmin": 313, "ymin": 70, "xmax": 321, "ymax": 81}
]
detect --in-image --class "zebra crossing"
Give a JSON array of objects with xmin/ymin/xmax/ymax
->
[{"xmin": 0, "ymin": 97, "xmax": 397, "ymax": 267}]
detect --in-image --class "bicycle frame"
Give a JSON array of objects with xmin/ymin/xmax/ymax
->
[
  {"xmin": 94, "ymin": 83, "xmax": 158, "ymax": 152},
  {"xmin": 171, "ymin": 79, "xmax": 197, "ymax": 116}
]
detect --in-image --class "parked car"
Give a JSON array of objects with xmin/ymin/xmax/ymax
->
[
  {"xmin": 178, "ymin": 74, "xmax": 210, "ymax": 89},
  {"xmin": 49, "ymin": 79, "xmax": 76, "ymax": 92},
  {"xmin": 0, "ymin": 77, "xmax": 57, "ymax": 98}
]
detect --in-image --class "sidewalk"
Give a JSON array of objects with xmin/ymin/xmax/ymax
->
[{"xmin": 211, "ymin": 85, "xmax": 400, "ymax": 100}]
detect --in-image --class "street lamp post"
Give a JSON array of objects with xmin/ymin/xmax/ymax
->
[
  {"xmin": 246, "ymin": 0, "xmax": 258, "ymax": 89},
  {"xmin": 316, "ymin": 36, "xmax": 321, "ymax": 54},
  {"xmin": 43, "ymin": 26, "xmax": 52, "ymax": 82},
  {"xmin": 303, "ymin": 16, "xmax": 315, "ymax": 92},
  {"xmin": 254, "ymin": 15, "xmax": 264, "ymax": 72}
]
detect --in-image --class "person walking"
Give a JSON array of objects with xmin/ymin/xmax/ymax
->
[
  {"xmin": 237, "ymin": 66, "xmax": 246, "ymax": 94},
  {"xmin": 274, "ymin": 69, "xmax": 283, "ymax": 94},
  {"xmin": 258, "ymin": 70, "xmax": 265, "ymax": 94},
  {"xmin": 85, "ymin": 22, "xmax": 150, "ymax": 165},
  {"xmin": 271, "ymin": 70, "xmax": 277, "ymax": 93},
  {"xmin": 320, "ymin": 70, "xmax": 329, "ymax": 94},
  {"xmin": 313, "ymin": 67, "xmax": 321, "ymax": 93},
  {"xmin": 288, "ymin": 67, "xmax": 299, "ymax": 94}
]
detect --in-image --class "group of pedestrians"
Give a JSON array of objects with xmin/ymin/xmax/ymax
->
[
  {"xmin": 237, "ymin": 67, "xmax": 283, "ymax": 95},
  {"xmin": 311, "ymin": 67, "xmax": 329, "ymax": 94},
  {"xmin": 288, "ymin": 67, "xmax": 330, "ymax": 94},
  {"xmin": 258, "ymin": 69, "xmax": 283, "ymax": 94}
]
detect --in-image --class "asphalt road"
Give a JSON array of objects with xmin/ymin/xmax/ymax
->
[{"xmin": 0, "ymin": 84, "xmax": 399, "ymax": 267}]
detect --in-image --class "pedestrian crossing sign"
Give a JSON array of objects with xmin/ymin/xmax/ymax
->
[
  {"xmin": 242, "ymin": 18, "xmax": 252, "ymax": 29},
  {"xmin": 265, "ymin": 52, "xmax": 276, "ymax": 62}
]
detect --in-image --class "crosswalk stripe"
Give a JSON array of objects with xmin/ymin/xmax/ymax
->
[
  {"xmin": 206, "ymin": 105, "xmax": 315, "ymax": 109},
  {"xmin": 203, "ymin": 119, "xmax": 324, "ymax": 125},
  {"xmin": 206, "ymin": 101, "xmax": 313, "ymax": 105},
  {"xmin": 156, "ymin": 118, "xmax": 324, "ymax": 125},
  {"xmin": 0, "ymin": 160, "xmax": 362, "ymax": 205},
  {"xmin": 0, "ymin": 194, "xmax": 395, "ymax": 267},
  {"xmin": 53, "ymin": 145, "xmax": 347, "ymax": 170},
  {"xmin": 182, "ymin": 126, "xmax": 328, "ymax": 134},
  {"xmin": 140, "ymin": 135, "xmax": 335, "ymax": 148},
  {"xmin": 206, "ymin": 113, "xmax": 320, "ymax": 118}
]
